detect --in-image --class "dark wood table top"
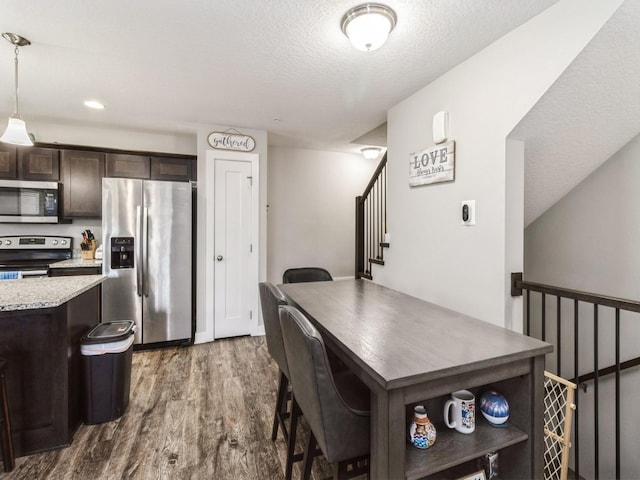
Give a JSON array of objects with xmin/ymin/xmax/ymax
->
[{"xmin": 279, "ymin": 279, "xmax": 552, "ymax": 390}]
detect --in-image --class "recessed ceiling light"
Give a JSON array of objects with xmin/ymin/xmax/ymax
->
[{"xmin": 84, "ymin": 100, "xmax": 105, "ymax": 110}]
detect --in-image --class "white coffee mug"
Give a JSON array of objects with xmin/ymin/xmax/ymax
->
[{"xmin": 443, "ymin": 389, "xmax": 475, "ymax": 434}]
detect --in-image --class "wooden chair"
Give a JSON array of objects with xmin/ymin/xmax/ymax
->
[
  {"xmin": 543, "ymin": 371, "xmax": 577, "ymax": 480},
  {"xmin": 282, "ymin": 267, "xmax": 333, "ymax": 284},
  {"xmin": 0, "ymin": 359, "xmax": 14, "ymax": 472},
  {"xmin": 279, "ymin": 305, "xmax": 370, "ymax": 480}
]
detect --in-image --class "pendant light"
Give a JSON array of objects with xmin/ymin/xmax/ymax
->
[
  {"xmin": 341, "ymin": 3, "xmax": 397, "ymax": 52},
  {"xmin": 1, "ymin": 33, "xmax": 33, "ymax": 146}
]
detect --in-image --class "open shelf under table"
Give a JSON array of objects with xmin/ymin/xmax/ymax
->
[{"xmin": 405, "ymin": 421, "xmax": 528, "ymax": 480}]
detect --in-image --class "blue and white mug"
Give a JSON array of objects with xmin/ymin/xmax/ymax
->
[{"xmin": 443, "ymin": 389, "xmax": 475, "ymax": 434}]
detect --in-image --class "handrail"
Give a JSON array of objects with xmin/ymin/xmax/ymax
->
[
  {"xmin": 512, "ymin": 271, "xmax": 640, "ymax": 479},
  {"xmin": 578, "ymin": 356, "xmax": 640, "ymax": 386},
  {"xmin": 355, "ymin": 152, "xmax": 388, "ymax": 280},
  {"xmin": 361, "ymin": 152, "xmax": 387, "ymax": 199},
  {"xmin": 511, "ymin": 272, "xmax": 640, "ymax": 313}
]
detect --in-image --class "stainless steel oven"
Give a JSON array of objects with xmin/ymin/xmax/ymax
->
[
  {"xmin": 0, "ymin": 235, "xmax": 72, "ymax": 279},
  {"xmin": 0, "ymin": 180, "xmax": 60, "ymax": 223}
]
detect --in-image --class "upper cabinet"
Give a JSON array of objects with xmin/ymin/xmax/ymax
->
[
  {"xmin": 106, "ymin": 154, "xmax": 194, "ymax": 182},
  {"xmin": 0, "ymin": 145, "xmax": 60, "ymax": 181},
  {"xmin": 0, "ymin": 144, "xmax": 17, "ymax": 179},
  {"xmin": 18, "ymin": 147, "xmax": 60, "ymax": 181},
  {"xmin": 60, "ymin": 150, "xmax": 105, "ymax": 218},
  {"xmin": 106, "ymin": 153, "xmax": 150, "ymax": 179},
  {"xmin": 150, "ymin": 157, "xmax": 192, "ymax": 182},
  {"xmin": 0, "ymin": 142, "xmax": 195, "ymax": 220}
]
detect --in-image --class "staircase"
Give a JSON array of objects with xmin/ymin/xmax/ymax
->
[{"xmin": 355, "ymin": 153, "xmax": 388, "ymax": 280}]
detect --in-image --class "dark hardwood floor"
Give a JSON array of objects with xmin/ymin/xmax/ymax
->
[{"xmin": 0, "ymin": 337, "xmax": 336, "ymax": 480}]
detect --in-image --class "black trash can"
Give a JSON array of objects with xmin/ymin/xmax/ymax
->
[{"xmin": 81, "ymin": 320, "xmax": 136, "ymax": 424}]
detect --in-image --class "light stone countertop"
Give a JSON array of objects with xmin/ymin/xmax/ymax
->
[
  {"xmin": 49, "ymin": 258, "xmax": 103, "ymax": 269},
  {"xmin": 0, "ymin": 275, "xmax": 106, "ymax": 312}
]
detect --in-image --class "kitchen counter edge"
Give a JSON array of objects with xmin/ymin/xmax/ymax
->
[{"xmin": 0, "ymin": 275, "xmax": 107, "ymax": 312}]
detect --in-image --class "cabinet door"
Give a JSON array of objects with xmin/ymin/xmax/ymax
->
[
  {"xmin": 60, "ymin": 150, "xmax": 105, "ymax": 217},
  {"xmin": 150, "ymin": 157, "xmax": 192, "ymax": 182},
  {"xmin": 18, "ymin": 147, "xmax": 60, "ymax": 181},
  {"xmin": 106, "ymin": 153, "xmax": 150, "ymax": 179},
  {"xmin": 0, "ymin": 144, "xmax": 17, "ymax": 179}
]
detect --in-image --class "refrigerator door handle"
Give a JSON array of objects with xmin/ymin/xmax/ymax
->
[
  {"xmin": 142, "ymin": 206, "xmax": 150, "ymax": 297},
  {"xmin": 135, "ymin": 205, "xmax": 143, "ymax": 297}
]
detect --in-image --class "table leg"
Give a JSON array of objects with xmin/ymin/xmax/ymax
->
[
  {"xmin": 388, "ymin": 389, "xmax": 406, "ymax": 477},
  {"xmin": 371, "ymin": 387, "xmax": 405, "ymax": 479},
  {"xmin": 370, "ymin": 388, "xmax": 389, "ymax": 479}
]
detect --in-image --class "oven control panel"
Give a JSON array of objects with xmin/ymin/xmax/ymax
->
[{"xmin": 0, "ymin": 236, "xmax": 72, "ymax": 249}]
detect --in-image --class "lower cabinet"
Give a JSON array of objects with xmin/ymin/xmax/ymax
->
[{"xmin": 0, "ymin": 286, "xmax": 100, "ymax": 456}]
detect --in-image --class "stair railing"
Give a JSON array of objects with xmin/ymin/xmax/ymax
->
[
  {"xmin": 512, "ymin": 273, "xmax": 640, "ymax": 480},
  {"xmin": 355, "ymin": 152, "xmax": 387, "ymax": 280}
]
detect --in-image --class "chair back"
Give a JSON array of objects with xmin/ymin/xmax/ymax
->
[
  {"xmin": 282, "ymin": 267, "xmax": 333, "ymax": 284},
  {"xmin": 279, "ymin": 305, "xmax": 369, "ymax": 463},
  {"xmin": 258, "ymin": 282, "xmax": 289, "ymax": 378}
]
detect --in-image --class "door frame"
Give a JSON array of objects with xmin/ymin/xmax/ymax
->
[{"xmin": 202, "ymin": 150, "xmax": 260, "ymax": 342}]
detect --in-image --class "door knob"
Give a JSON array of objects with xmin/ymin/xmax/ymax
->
[{"xmin": 217, "ymin": 255, "xmax": 223, "ymax": 261}]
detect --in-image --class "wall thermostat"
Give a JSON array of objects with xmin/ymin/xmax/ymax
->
[{"xmin": 461, "ymin": 200, "xmax": 475, "ymax": 225}]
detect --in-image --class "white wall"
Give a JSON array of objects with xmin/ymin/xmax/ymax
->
[
  {"xmin": 266, "ymin": 146, "xmax": 378, "ymax": 284},
  {"xmin": 27, "ymin": 119, "xmax": 195, "ymax": 155},
  {"xmin": 524, "ymin": 133, "xmax": 640, "ymax": 480},
  {"xmin": 376, "ymin": 0, "xmax": 622, "ymax": 330},
  {"xmin": 195, "ymin": 124, "xmax": 268, "ymax": 343}
]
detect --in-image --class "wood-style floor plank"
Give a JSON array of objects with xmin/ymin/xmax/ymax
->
[{"xmin": 0, "ymin": 336, "xmax": 353, "ymax": 479}]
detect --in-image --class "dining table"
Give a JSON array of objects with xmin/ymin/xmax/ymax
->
[{"xmin": 279, "ymin": 279, "xmax": 553, "ymax": 480}]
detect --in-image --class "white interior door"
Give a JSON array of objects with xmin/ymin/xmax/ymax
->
[{"xmin": 214, "ymin": 158, "xmax": 253, "ymax": 338}]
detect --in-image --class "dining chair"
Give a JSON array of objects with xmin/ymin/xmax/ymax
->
[
  {"xmin": 282, "ymin": 267, "xmax": 333, "ymax": 284},
  {"xmin": 259, "ymin": 282, "xmax": 305, "ymax": 480},
  {"xmin": 258, "ymin": 283, "xmax": 292, "ymax": 440},
  {"xmin": 279, "ymin": 305, "xmax": 370, "ymax": 480}
]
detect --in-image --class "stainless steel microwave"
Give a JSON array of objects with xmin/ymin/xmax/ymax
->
[{"xmin": 0, "ymin": 180, "xmax": 59, "ymax": 223}]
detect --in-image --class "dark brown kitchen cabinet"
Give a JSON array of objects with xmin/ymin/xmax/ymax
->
[
  {"xmin": 60, "ymin": 150, "xmax": 105, "ymax": 218},
  {"xmin": 106, "ymin": 153, "xmax": 150, "ymax": 179},
  {"xmin": 151, "ymin": 157, "xmax": 192, "ymax": 181},
  {"xmin": 18, "ymin": 147, "xmax": 60, "ymax": 181},
  {"xmin": 0, "ymin": 144, "xmax": 17, "ymax": 179},
  {"xmin": 0, "ymin": 284, "xmax": 100, "ymax": 456}
]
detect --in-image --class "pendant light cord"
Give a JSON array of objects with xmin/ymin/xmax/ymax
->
[{"xmin": 13, "ymin": 45, "xmax": 19, "ymax": 117}]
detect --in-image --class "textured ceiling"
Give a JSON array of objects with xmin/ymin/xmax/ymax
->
[
  {"xmin": 511, "ymin": 0, "xmax": 640, "ymax": 226},
  {"xmin": 0, "ymin": 0, "xmax": 557, "ymax": 155}
]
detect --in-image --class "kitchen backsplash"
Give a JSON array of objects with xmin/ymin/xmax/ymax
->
[{"xmin": 4, "ymin": 219, "xmax": 102, "ymax": 257}]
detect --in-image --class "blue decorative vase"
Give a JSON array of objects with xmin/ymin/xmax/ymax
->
[
  {"xmin": 409, "ymin": 405, "xmax": 436, "ymax": 449},
  {"xmin": 480, "ymin": 390, "xmax": 509, "ymax": 426}
]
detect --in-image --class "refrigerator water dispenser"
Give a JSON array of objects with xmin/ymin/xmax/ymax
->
[{"xmin": 110, "ymin": 237, "xmax": 134, "ymax": 269}]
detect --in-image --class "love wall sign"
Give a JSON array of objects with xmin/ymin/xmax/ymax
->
[{"xmin": 409, "ymin": 140, "xmax": 455, "ymax": 187}]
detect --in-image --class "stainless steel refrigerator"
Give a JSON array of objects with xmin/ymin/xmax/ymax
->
[{"xmin": 102, "ymin": 178, "xmax": 193, "ymax": 346}]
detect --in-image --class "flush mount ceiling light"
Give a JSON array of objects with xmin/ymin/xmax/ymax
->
[
  {"xmin": 361, "ymin": 147, "xmax": 382, "ymax": 159},
  {"xmin": 84, "ymin": 100, "xmax": 105, "ymax": 110},
  {"xmin": 341, "ymin": 3, "xmax": 397, "ymax": 52},
  {"xmin": 0, "ymin": 33, "xmax": 33, "ymax": 146}
]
